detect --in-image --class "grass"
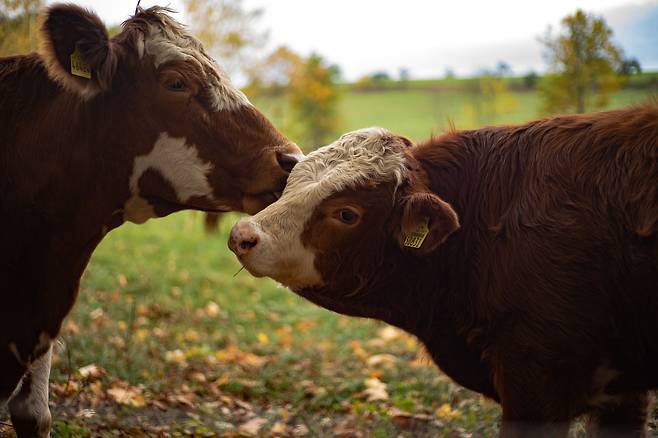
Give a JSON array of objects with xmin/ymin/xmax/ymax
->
[
  {"xmin": 254, "ymin": 81, "xmax": 658, "ymax": 143},
  {"xmin": 38, "ymin": 213, "xmax": 501, "ymax": 437},
  {"xmin": 2, "ymin": 84, "xmax": 657, "ymax": 437}
]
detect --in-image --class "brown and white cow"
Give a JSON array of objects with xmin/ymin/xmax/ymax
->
[
  {"xmin": 230, "ymin": 107, "xmax": 658, "ymax": 437},
  {"xmin": 0, "ymin": 4, "xmax": 301, "ymax": 436}
]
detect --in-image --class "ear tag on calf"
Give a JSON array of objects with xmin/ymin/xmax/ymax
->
[
  {"xmin": 404, "ymin": 216, "xmax": 430, "ymax": 249},
  {"xmin": 70, "ymin": 48, "xmax": 91, "ymax": 79}
]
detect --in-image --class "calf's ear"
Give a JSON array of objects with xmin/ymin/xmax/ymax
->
[
  {"xmin": 397, "ymin": 192, "xmax": 459, "ymax": 255},
  {"xmin": 39, "ymin": 4, "xmax": 117, "ymax": 98}
]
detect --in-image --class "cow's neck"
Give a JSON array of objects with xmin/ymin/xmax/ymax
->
[{"xmin": 1, "ymin": 61, "xmax": 139, "ymax": 338}]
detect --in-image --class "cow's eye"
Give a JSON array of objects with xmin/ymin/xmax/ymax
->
[
  {"xmin": 167, "ymin": 78, "xmax": 186, "ymax": 91},
  {"xmin": 338, "ymin": 209, "xmax": 359, "ymax": 225}
]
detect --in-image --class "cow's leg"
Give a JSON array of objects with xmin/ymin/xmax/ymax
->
[
  {"xmin": 0, "ymin": 346, "xmax": 29, "ymax": 411},
  {"xmin": 587, "ymin": 392, "xmax": 649, "ymax": 438},
  {"xmin": 500, "ymin": 409, "xmax": 570, "ymax": 438},
  {"xmin": 496, "ymin": 367, "xmax": 571, "ymax": 438},
  {"xmin": 8, "ymin": 345, "xmax": 52, "ymax": 438},
  {"xmin": 204, "ymin": 212, "xmax": 222, "ymax": 233}
]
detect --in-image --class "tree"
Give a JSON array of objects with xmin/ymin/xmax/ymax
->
[
  {"xmin": 184, "ymin": 0, "xmax": 268, "ymax": 78},
  {"xmin": 288, "ymin": 53, "xmax": 341, "ymax": 147},
  {"xmin": 496, "ymin": 61, "xmax": 511, "ymax": 77},
  {"xmin": 523, "ymin": 71, "xmax": 539, "ymax": 90},
  {"xmin": 619, "ymin": 57, "xmax": 641, "ymax": 76},
  {"xmin": 463, "ymin": 69, "xmax": 517, "ymax": 126},
  {"xmin": 540, "ymin": 9, "xmax": 624, "ymax": 114},
  {"xmin": 243, "ymin": 45, "xmax": 303, "ymax": 96},
  {"xmin": 0, "ymin": 0, "xmax": 43, "ymax": 56},
  {"xmin": 398, "ymin": 67, "xmax": 410, "ymax": 83}
]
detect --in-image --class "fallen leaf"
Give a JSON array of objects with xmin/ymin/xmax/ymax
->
[
  {"xmin": 436, "ymin": 403, "xmax": 460, "ymax": 420},
  {"xmin": 165, "ymin": 349, "xmax": 188, "ymax": 367},
  {"xmin": 167, "ymin": 393, "xmax": 195, "ymax": 409},
  {"xmin": 295, "ymin": 319, "xmax": 316, "ymax": 331},
  {"xmin": 151, "ymin": 399, "xmax": 168, "ymax": 411},
  {"xmin": 366, "ymin": 353, "xmax": 397, "ymax": 368},
  {"xmin": 377, "ymin": 325, "xmax": 402, "ymax": 341},
  {"xmin": 270, "ymin": 422, "xmax": 287, "ymax": 434},
  {"xmin": 363, "ymin": 377, "xmax": 388, "ymax": 401},
  {"xmin": 107, "ymin": 384, "xmax": 145, "ymax": 408},
  {"xmin": 214, "ymin": 345, "xmax": 269, "ymax": 368},
  {"xmin": 64, "ymin": 320, "xmax": 80, "ymax": 335},
  {"xmin": 184, "ymin": 329, "xmax": 199, "ymax": 342},
  {"xmin": 292, "ymin": 424, "xmax": 310, "ymax": 436},
  {"xmin": 389, "ymin": 407, "xmax": 433, "ymax": 428},
  {"xmin": 205, "ymin": 301, "xmax": 221, "ymax": 317},
  {"xmin": 349, "ymin": 341, "xmax": 369, "ymax": 360},
  {"xmin": 190, "ymin": 372, "xmax": 206, "ymax": 383},
  {"xmin": 257, "ymin": 332, "xmax": 269, "ymax": 345},
  {"xmin": 239, "ymin": 417, "xmax": 267, "ymax": 435},
  {"xmin": 78, "ymin": 364, "xmax": 105, "ymax": 379}
]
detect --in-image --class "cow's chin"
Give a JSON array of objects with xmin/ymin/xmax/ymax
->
[
  {"xmin": 145, "ymin": 196, "xmax": 231, "ymax": 217},
  {"xmin": 241, "ymin": 192, "xmax": 281, "ymax": 215},
  {"xmin": 238, "ymin": 255, "xmax": 323, "ymax": 291}
]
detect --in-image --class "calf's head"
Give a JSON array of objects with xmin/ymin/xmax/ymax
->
[
  {"xmin": 40, "ymin": 4, "xmax": 302, "ymax": 220},
  {"xmin": 228, "ymin": 128, "xmax": 460, "ymax": 312}
]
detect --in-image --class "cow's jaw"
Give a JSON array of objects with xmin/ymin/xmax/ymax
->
[{"xmin": 124, "ymin": 132, "xmax": 222, "ymax": 224}]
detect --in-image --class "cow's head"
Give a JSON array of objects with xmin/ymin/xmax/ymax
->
[
  {"xmin": 228, "ymin": 128, "xmax": 460, "ymax": 314},
  {"xmin": 39, "ymin": 4, "xmax": 302, "ymax": 221}
]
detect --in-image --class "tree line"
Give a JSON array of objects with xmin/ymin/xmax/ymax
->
[{"xmin": 1, "ymin": 1, "xmax": 648, "ymax": 146}]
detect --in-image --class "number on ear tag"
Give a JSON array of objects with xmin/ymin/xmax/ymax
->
[
  {"xmin": 403, "ymin": 216, "xmax": 430, "ymax": 249},
  {"xmin": 70, "ymin": 48, "xmax": 91, "ymax": 79}
]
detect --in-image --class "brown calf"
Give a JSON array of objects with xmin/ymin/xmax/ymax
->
[
  {"xmin": 230, "ymin": 107, "xmax": 658, "ymax": 437},
  {"xmin": 0, "ymin": 4, "xmax": 301, "ymax": 437}
]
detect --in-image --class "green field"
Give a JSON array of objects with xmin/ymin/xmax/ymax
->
[
  {"xmin": 3, "ymin": 84, "xmax": 657, "ymax": 437},
  {"xmin": 255, "ymin": 77, "xmax": 658, "ymax": 144}
]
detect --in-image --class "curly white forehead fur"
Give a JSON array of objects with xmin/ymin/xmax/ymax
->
[
  {"xmin": 285, "ymin": 127, "xmax": 409, "ymax": 197},
  {"xmin": 134, "ymin": 7, "xmax": 250, "ymax": 112}
]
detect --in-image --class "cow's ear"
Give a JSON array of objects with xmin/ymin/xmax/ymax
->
[
  {"xmin": 39, "ymin": 4, "xmax": 117, "ymax": 98},
  {"xmin": 397, "ymin": 192, "xmax": 459, "ymax": 255}
]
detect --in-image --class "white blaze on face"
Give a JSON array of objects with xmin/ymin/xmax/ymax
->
[
  {"xmin": 140, "ymin": 15, "xmax": 251, "ymax": 112},
  {"xmin": 124, "ymin": 132, "xmax": 214, "ymax": 224},
  {"xmin": 238, "ymin": 127, "xmax": 409, "ymax": 290}
]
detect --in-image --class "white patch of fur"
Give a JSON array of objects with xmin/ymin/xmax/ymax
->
[
  {"xmin": 238, "ymin": 127, "xmax": 409, "ymax": 290},
  {"xmin": 9, "ymin": 345, "xmax": 52, "ymax": 438},
  {"xmin": 131, "ymin": 132, "xmax": 214, "ymax": 201},
  {"xmin": 124, "ymin": 132, "xmax": 214, "ymax": 223},
  {"xmin": 142, "ymin": 20, "xmax": 250, "ymax": 111}
]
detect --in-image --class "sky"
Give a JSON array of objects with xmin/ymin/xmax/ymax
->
[{"xmin": 47, "ymin": 0, "xmax": 658, "ymax": 81}]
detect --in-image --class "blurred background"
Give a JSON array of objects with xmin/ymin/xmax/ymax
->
[
  {"xmin": 2, "ymin": 0, "xmax": 657, "ymax": 147},
  {"xmin": 1, "ymin": 1, "xmax": 657, "ymax": 437}
]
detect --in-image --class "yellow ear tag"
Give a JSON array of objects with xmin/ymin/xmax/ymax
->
[
  {"xmin": 403, "ymin": 216, "xmax": 430, "ymax": 249},
  {"xmin": 70, "ymin": 48, "xmax": 91, "ymax": 79}
]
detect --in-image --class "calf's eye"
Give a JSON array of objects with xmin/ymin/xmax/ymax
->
[
  {"xmin": 338, "ymin": 209, "xmax": 359, "ymax": 224},
  {"xmin": 167, "ymin": 79, "xmax": 186, "ymax": 91}
]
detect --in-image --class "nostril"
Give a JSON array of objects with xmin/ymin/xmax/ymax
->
[
  {"xmin": 276, "ymin": 151, "xmax": 302, "ymax": 173},
  {"xmin": 239, "ymin": 237, "xmax": 258, "ymax": 250}
]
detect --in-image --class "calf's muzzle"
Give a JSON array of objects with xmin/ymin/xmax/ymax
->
[{"xmin": 229, "ymin": 221, "xmax": 260, "ymax": 256}]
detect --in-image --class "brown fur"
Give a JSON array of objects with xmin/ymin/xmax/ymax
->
[
  {"xmin": 296, "ymin": 106, "xmax": 658, "ymax": 436},
  {"xmin": 0, "ymin": 3, "xmax": 299, "ymax": 435}
]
